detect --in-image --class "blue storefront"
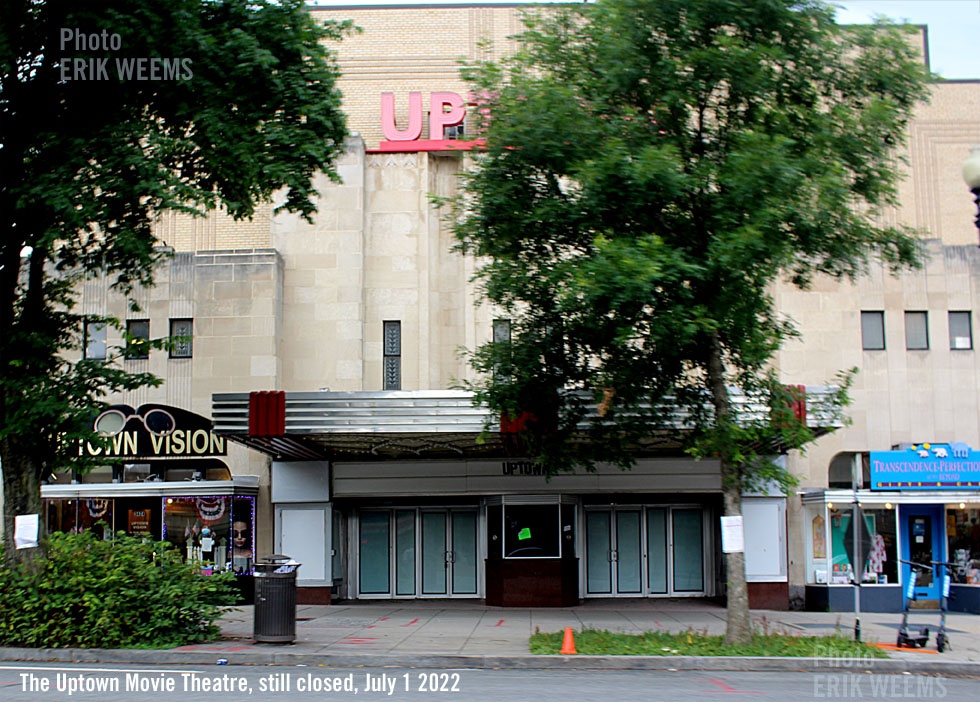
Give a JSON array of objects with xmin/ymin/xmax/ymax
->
[{"xmin": 802, "ymin": 443, "xmax": 980, "ymax": 613}]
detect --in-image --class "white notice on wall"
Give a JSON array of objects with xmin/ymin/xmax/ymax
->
[
  {"xmin": 14, "ymin": 513, "xmax": 39, "ymax": 550},
  {"xmin": 721, "ymin": 516, "xmax": 745, "ymax": 553}
]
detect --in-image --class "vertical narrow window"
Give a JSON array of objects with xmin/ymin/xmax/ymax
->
[
  {"xmin": 905, "ymin": 311, "xmax": 928, "ymax": 350},
  {"xmin": 861, "ymin": 311, "xmax": 885, "ymax": 350},
  {"xmin": 492, "ymin": 318, "xmax": 511, "ymax": 378},
  {"xmin": 492, "ymin": 318, "xmax": 511, "ymax": 344},
  {"xmin": 83, "ymin": 320, "xmax": 106, "ymax": 360},
  {"xmin": 169, "ymin": 318, "xmax": 193, "ymax": 359},
  {"xmin": 383, "ymin": 320, "xmax": 401, "ymax": 390},
  {"xmin": 949, "ymin": 311, "xmax": 973, "ymax": 350},
  {"xmin": 126, "ymin": 319, "xmax": 150, "ymax": 359}
]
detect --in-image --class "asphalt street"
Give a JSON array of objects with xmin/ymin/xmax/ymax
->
[{"xmin": 0, "ymin": 662, "xmax": 976, "ymax": 702}]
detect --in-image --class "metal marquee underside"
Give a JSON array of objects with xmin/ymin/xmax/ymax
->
[{"xmin": 212, "ymin": 388, "xmax": 841, "ymax": 462}]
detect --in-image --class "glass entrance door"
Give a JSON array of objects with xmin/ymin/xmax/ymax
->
[
  {"xmin": 357, "ymin": 508, "xmax": 479, "ymax": 598},
  {"xmin": 585, "ymin": 506, "xmax": 707, "ymax": 597},
  {"xmin": 671, "ymin": 508, "xmax": 705, "ymax": 593},
  {"xmin": 585, "ymin": 509, "xmax": 642, "ymax": 594},
  {"xmin": 901, "ymin": 505, "xmax": 943, "ymax": 603}
]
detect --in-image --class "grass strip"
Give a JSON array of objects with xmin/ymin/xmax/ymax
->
[{"xmin": 530, "ymin": 629, "xmax": 889, "ymax": 658}]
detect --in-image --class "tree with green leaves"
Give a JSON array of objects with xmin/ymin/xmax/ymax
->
[
  {"xmin": 0, "ymin": 0, "xmax": 350, "ymax": 562},
  {"xmin": 452, "ymin": 0, "xmax": 929, "ymax": 643}
]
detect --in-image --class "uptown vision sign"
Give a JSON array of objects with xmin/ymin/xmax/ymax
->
[
  {"xmin": 78, "ymin": 404, "xmax": 226, "ymax": 459},
  {"xmin": 869, "ymin": 443, "xmax": 980, "ymax": 490}
]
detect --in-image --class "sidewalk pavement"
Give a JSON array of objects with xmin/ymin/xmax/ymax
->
[{"xmin": 2, "ymin": 599, "xmax": 979, "ymax": 676}]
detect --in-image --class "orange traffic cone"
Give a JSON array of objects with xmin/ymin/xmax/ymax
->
[{"xmin": 559, "ymin": 626, "xmax": 577, "ymax": 655}]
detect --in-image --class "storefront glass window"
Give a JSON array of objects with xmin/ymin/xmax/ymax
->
[
  {"xmin": 804, "ymin": 504, "xmax": 828, "ymax": 584},
  {"xmin": 231, "ymin": 497, "xmax": 255, "ymax": 574},
  {"xmin": 829, "ymin": 506, "xmax": 897, "ymax": 584},
  {"xmin": 503, "ymin": 504, "xmax": 560, "ymax": 558},
  {"xmin": 946, "ymin": 507, "xmax": 980, "ymax": 584},
  {"xmin": 113, "ymin": 497, "xmax": 162, "ymax": 540},
  {"xmin": 163, "ymin": 497, "xmax": 232, "ymax": 572},
  {"xmin": 47, "ymin": 499, "xmax": 79, "ymax": 535},
  {"xmin": 76, "ymin": 498, "xmax": 113, "ymax": 539}
]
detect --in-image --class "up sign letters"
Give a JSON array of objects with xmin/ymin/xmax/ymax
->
[{"xmin": 378, "ymin": 91, "xmax": 481, "ymax": 152}]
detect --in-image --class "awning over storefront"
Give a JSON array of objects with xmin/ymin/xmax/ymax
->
[
  {"xmin": 41, "ymin": 476, "xmax": 259, "ymax": 499},
  {"xmin": 801, "ymin": 489, "xmax": 980, "ymax": 506}
]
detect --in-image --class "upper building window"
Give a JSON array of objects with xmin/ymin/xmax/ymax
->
[
  {"xmin": 861, "ymin": 311, "xmax": 885, "ymax": 350},
  {"xmin": 493, "ymin": 318, "xmax": 512, "ymax": 344},
  {"xmin": 383, "ymin": 320, "xmax": 401, "ymax": 390},
  {"xmin": 126, "ymin": 319, "xmax": 150, "ymax": 360},
  {"xmin": 492, "ymin": 319, "xmax": 512, "ymax": 378},
  {"xmin": 949, "ymin": 311, "xmax": 973, "ymax": 350},
  {"xmin": 83, "ymin": 320, "xmax": 106, "ymax": 360},
  {"xmin": 905, "ymin": 311, "xmax": 928, "ymax": 350},
  {"xmin": 169, "ymin": 318, "xmax": 193, "ymax": 359}
]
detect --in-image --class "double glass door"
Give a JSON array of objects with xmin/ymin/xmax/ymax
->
[
  {"xmin": 585, "ymin": 506, "xmax": 706, "ymax": 596},
  {"xmin": 358, "ymin": 508, "xmax": 479, "ymax": 598}
]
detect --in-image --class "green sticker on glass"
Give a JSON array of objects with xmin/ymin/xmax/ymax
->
[{"xmin": 518, "ymin": 527, "xmax": 531, "ymax": 540}]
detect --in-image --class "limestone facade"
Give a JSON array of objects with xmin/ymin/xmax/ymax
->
[{"xmin": 68, "ymin": 5, "xmax": 980, "ymax": 598}]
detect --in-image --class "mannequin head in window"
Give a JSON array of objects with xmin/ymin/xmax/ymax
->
[{"xmin": 233, "ymin": 520, "xmax": 250, "ymax": 553}]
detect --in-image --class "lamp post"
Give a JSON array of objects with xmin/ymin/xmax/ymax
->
[{"xmin": 964, "ymin": 145, "xmax": 980, "ymax": 243}]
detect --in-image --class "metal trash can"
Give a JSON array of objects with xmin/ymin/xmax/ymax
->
[{"xmin": 253, "ymin": 554, "xmax": 300, "ymax": 643}]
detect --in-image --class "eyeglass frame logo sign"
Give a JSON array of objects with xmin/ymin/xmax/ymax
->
[
  {"xmin": 78, "ymin": 403, "xmax": 226, "ymax": 458},
  {"xmin": 95, "ymin": 407, "xmax": 175, "ymax": 437}
]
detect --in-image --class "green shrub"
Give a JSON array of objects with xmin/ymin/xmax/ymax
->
[{"xmin": 0, "ymin": 531, "xmax": 238, "ymax": 648}]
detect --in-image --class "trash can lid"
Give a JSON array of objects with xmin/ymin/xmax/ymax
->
[
  {"xmin": 255, "ymin": 554, "xmax": 301, "ymax": 573},
  {"xmin": 256, "ymin": 554, "xmax": 293, "ymax": 564}
]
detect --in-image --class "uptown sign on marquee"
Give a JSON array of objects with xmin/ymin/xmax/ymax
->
[{"xmin": 377, "ymin": 91, "xmax": 483, "ymax": 152}]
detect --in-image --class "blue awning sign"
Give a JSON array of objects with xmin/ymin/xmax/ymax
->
[{"xmin": 869, "ymin": 443, "xmax": 980, "ymax": 490}]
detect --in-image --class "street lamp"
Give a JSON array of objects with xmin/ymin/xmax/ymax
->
[{"xmin": 963, "ymin": 145, "xmax": 980, "ymax": 243}]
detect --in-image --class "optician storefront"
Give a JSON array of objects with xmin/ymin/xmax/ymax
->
[
  {"xmin": 802, "ymin": 442, "xmax": 980, "ymax": 613},
  {"xmin": 42, "ymin": 403, "xmax": 259, "ymax": 577}
]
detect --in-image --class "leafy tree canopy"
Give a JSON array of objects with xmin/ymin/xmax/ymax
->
[
  {"xmin": 455, "ymin": 0, "xmax": 929, "ymax": 474},
  {"xmin": 0, "ymin": 0, "xmax": 351, "ymax": 556},
  {"xmin": 452, "ymin": 0, "xmax": 930, "ymax": 642}
]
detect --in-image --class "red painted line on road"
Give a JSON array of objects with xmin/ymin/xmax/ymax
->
[
  {"xmin": 871, "ymin": 643, "xmax": 938, "ymax": 654},
  {"xmin": 495, "ymin": 619, "xmax": 505, "ymax": 627},
  {"xmin": 694, "ymin": 678, "xmax": 761, "ymax": 694},
  {"xmin": 379, "ymin": 617, "xmax": 390, "ymax": 621},
  {"xmin": 366, "ymin": 625, "xmax": 377, "ymax": 628},
  {"xmin": 401, "ymin": 618, "xmax": 420, "ymax": 627},
  {"xmin": 338, "ymin": 637, "xmax": 378, "ymax": 645}
]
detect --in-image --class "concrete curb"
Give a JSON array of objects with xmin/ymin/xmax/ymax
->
[{"xmin": 1, "ymin": 648, "xmax": 979, "ymax": 677}]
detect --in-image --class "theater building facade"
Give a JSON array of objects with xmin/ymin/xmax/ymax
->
[
  {"xmin": 18, "ymin": 5, "xmax": 980, "ymax": 611},
  {"xmin": 212, "ymin": 389, "xmax": 817, "ymax": 606}
]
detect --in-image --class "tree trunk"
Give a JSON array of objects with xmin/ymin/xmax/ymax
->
[
  {"xmin": 721, "ymin": 463, "xmax": 752, "ymax": 645},
  {"xmin": 706, "ymin": 333, "xmax": 752, "ymax": 645},
  {"xmin": 1, "ymin": 436, "xmax": 45, "ymax": 565}
]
